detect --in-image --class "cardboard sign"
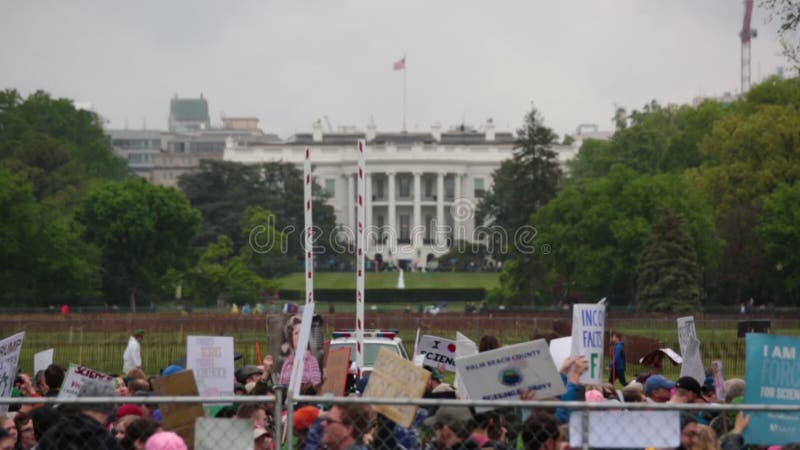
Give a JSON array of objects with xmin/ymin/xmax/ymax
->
[
  {"xmin": 289, "ymin": 302, "xmax": 316, "ymax": 394},
  {"xmin": 677, "ymin": 316, "xmax": 704, "ymax": 383},
  {"xmin": 195, "ymin": 418, "xmax": 253, "ymax": 450},
  {"xmin": 34, "ymin": 348, "xmax": 54, "ymax": 374},
  {"xmin": 152, "ymin": 369, "xmax": 205, "ymax": 448},
  {"xmin": 362, "ymin": 347, "xmax": 430, "ymax": 427},
  {"xmin": 455, "ymin": 339, "xmax": 566, "ymax": 405},
  {"xmin": 570, "ymin": 304, "xmax": 606, "ymax": 384},
  {"xmin": 569, "ymin": 411, "xmax": 679, "ymax": 448},
  {"xmin": 712, "ymin": 360, "xmax": 725, "ymax": 401},
  {"xmin": 454, "ymin": 332, "xmax": 478, "ymax": 400},
  {"xmin": 0, "ymin": 332, "xmax": 25, "ymax": 415},
  {"xmin": 187, "ymin": 336, "xmax": 235, "ymax": 397},
  {"xmin": 549, "ymin": 337, "xmax": 572, "ymax": 373},
  {"xmin": 415, "ymin": 335, "xmax": 457, "ymax": 372},
  {"xmin": 320, "ymin": 346, "xmax": 351, "ymax": 396},
  {"xmin": 744, "ymin": 334, "xmax": 800, "ymax": 445},
  {"xmin": 58, "ymin": 363, "xmax": 115, "ymax": 399}
]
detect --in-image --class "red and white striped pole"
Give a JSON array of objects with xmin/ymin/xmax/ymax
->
[
  {"xmin": 305, "ymin": 147, "xmax": 314, "ymax": 306},
  {"xmin": 355, "ymin": 140, "xmax": 366, "ymax": 372}
]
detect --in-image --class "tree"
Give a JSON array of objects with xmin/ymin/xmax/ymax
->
[
  {"xmin": 758, "ymin": 182, "xmax": 800, "ymax": 297},
  {"xmin": 76, "ymin": 178, "xmax": 202, "ymax": 311},
  {"xmin": 635, "ymin": 208, "xmax": 702, "ymax": 313},
  {"xmin": 0, "ymin": 167, "xmax": 101, "ymax": 305},
  {"xmin": 530, "ymin": 166, "xmax": 721, "ymax": 303},
  {"xmin": 178, "ymin": 160, "xmax": 338, "ymax": 275},
  {"xmin": 763, "ymin": 0, "xmax": 800, "ymax": 65},
  {"xmin": 477, "ymin": 105, "xmax": 562, "ymax": 255}
]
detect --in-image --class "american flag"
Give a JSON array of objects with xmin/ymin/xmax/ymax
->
[{"xmin": 393, "ymin": 56, "xmax": 405, "ymax": 71}]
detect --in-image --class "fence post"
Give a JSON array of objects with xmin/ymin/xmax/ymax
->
[
  {"xmin": 273, "ymin": 386, "xmax": 285, "ymax": 445},
  {"xmin": 286, "ymin": 388, "xmax": 295, "ymax": 448},
  {"xmin": 581, "ymin": 407, "xmax": 590, "ymax": 450}
]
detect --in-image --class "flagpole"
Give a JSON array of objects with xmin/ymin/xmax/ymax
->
[{"xmin": 402, "ymin": 54, "xmax": 407, "ymax": 132}]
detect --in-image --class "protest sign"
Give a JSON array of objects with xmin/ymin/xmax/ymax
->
[
  {"xmin": 195, "ymin": 418, "xmax": 253, "ymax": 450},
  {"xmin": 152, "ymin": 369, "xmax": 205, "ymax": 448},
  {"xmin": 677, "ymin": 316, "xmax": 705, "ymax": 383},
  {"xmin": 569, "ymin": 411, "xmax": 679, "ymax": 448},
  {"xmin": 454, "ymin": 332, "xmax": 478, "ymax": 400},
  {"xmin": 34, "ymin": 348, "xmax": 54, "ymax": 374},
  {"xmin": 58, "ymin": 363, "xmax": 115, "ymax": 399},
  {"xmin": 744, "ymin": 333, "xmax": 800, "ymax": 445},
  {"xmin": 456, "ymin": 339, "xmax": 566, "ymax": 405},
  {"xmin": 363, "ymin": 347, "xmax": 430, "ymax": 427},
  {"xmin": 320, "ymin": 346, "xmax": 351, "ymax": 396},
  {"xmin": 570, "ymin": 303, "xmax": 606, "ymax": 384},
  {"xmin": 187, "ymin": 336, "xmax": 235, "ymax": 397},
  {"xmin": 0, "ymin": 332, "xmax": 25, "ymax": 415},
  {"xmin": 415, "ymin": 335, "xmax": 457, "ymax": 372},
  {"xmin": 549, "ymin": 337, "xmax": 572, "ymax": 372}
]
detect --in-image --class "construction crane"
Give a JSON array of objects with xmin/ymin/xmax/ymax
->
[{"xmin": 740, "ymin": 0, "xmax": 757, "ymax": 94}]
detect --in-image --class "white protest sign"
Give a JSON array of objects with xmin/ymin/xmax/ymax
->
[
  {"xmin": 570, "ymin": 303, "xmax": 606, "ymax": 384},
  {"xmin": 59, "ymin": 363, "xmax": 115, "ymax": 399},
  {"xmin": 194, "ymin": 418, "xmax": 253, "ymax": 450},
  {"xmin": 677, "ymin": 316, "xmax": 705, "ymax": 383},
  {"xmin": 363, "ymin": 347, "xmax": 430, "ymax": 427},
  {"xmin": 549, "ymin": 337, "xmax": 572, "ymax": 372},
  {"xmin": 569, "ymin": 411, "xmax": 679, "ymax": 448},
  {"xmin": 415, "ymin": 335, "xmax": 457, "ymax": 372},
  {"xmin": 187, "ymin": 336, "xmax": 235, "ymax": 396},
  {"xmin": 454, "ymin": 332, "xmax": 478, "ymax": 399},
  {"xmin": 455, "ymin": 339, "xmax": 566, "ymax": 404},
  {"xmin": 0, "ymin": 332, "xmax": 25, "ymax": 415},
  {"xmin": 289, "ymin": 302, "xmax": 315, "ymax": 394},
  {"xmin": 34, "ymin": 348, "xmax": 54, "ymax": 374}
]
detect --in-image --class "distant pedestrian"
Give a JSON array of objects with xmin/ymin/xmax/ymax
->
[
  {"xmin": 608, "ymin": 332, "xmax": 627, "ymax": 386},
  {"xmin": 60, "ymin": 304, "xmax": 70, "ymax": 318},
  {"xmin": 123, "ymin": 329, "xmax": 145, "ymax": 374}
]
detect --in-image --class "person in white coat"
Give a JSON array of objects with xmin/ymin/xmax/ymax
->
[{"xmin": 123, "ymin": 329, "xmax": 145, "ymax": 374}]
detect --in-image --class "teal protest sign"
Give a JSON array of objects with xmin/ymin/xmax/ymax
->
[{"xmin": 744, "ymin": 333, "xmax": 800, "ymax": 445}]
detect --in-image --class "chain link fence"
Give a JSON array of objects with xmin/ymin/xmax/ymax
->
[{"xmin": 2, "ymin": 392, "xmax": 799, "ymax": 450}]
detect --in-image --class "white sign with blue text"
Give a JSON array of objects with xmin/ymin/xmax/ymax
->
[
  {"xmin": 455, "ymin": 339, "xmax": 565, "ymax": 406},
  {"xmin": 570, "ymin": 304, "xmax": 606, "ymax": 384},
  {"xmin": 415, "ymin": 335, "xmax": 457, "ymax": 372},
  {"xmin": 744, "ymin": 333, "xmax": 800, "ymax": 445}
]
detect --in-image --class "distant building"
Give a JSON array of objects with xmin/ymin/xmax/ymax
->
[
  {"xmin": 107, "ymin": 129, "xmax": 163, "ymax": 178},
  {"xmin": 223, "ymin": 119, "xmax": 605, "ymax": 265}
]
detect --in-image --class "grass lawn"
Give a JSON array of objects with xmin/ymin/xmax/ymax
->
[{"xmin": 275, "ymin": 271, "xmax": 500, "ymax": 290}]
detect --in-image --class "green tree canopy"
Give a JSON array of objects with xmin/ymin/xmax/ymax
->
[
  {"xmin": 635, "ymin": 208, "xmax": 702, "ymax": 313},
  {"xmin": 76, "ymin": 178, "xmax": 202, "ymax": 311},
  {"xmin": 758, "ymin": 182, "xmax": 800, "ymax": 296},
  {"xmin": 531, "ymin": 166, "xmax": 721, "ymax": 304}
]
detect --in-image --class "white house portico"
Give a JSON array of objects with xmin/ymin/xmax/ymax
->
[{"xmin": 223, "ymin": 121, "xmax": 589, "ymax": 265}]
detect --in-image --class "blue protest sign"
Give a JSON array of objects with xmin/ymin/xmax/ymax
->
[{"xmin": 744, "ymin": 333, "xmax": 800, "ymax": 445}]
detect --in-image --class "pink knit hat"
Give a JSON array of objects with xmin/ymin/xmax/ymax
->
[
  {"xmin": 585, "ymin": 389, "xmax": 605, "ymax": 403},
  {"xmin": 145, "ymin": 431, "xmax": 187, "ymax": 450}
]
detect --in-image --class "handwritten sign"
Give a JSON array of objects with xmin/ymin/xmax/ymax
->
[
  {"xmin": 415, "ymin": 335, "xmax": 457, "ymax": 372},
  {"xmin": 677, "ymin": 316, "xmax": 704, "ymax": 383},
  {"xmin": 58, "ymin": 363, "xmax": 114, "ymax": 399},
  {"xmin": 0, "ymin": 332, "xmax": 25, "ymax": 415},
  {"xmin": 187, "ymin": 336, "xmax": 235, "ymax": 397},
  {"xmin": 571, "ymin": 304, "xmax": 606, "ymax": 384},
  {"xmin": 320, "ymin": 346, "xmax": 351, "ymax": 396},
  {"xmin": 456, "ymin": 339, "xmax": 565, "ymax": 405},
  {"xmin": 744, "ymin": 334, "xmax": 800, "ymax": 445},
  {"xmin": 152, "ymin": 369, "xmax": 205, "ymax": 448},
  {"xmin": 362, "ymin": 347, "xmax": 430, "ymax": 427}
]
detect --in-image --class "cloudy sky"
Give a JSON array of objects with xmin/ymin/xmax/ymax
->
[{"xmin": 0, "ymin": 1, "xmax": 790, "ymax": 139}]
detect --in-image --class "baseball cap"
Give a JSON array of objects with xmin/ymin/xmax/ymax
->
[
  {"xmin": 423, "ymin": 406, "xmax": 474, "ymax": 434},
  {"xmin": 116, "ymin": 404, "xmax": 144, "ymax": 418},
  {"xmin": 675, "ymin": 376, "xmax": 703, "ymax": 397},
  {"xmin": 425, "ymin": 366, "xmax": 444, "ymax": 381},
  {"xmin": 645, "ymin": 375, "xmax": 675, "ymax": 395},
  {"xmin": 161, "ymin": 365, "xmax": 184, "ymax": 377},
  {"xmin": 254, "ymin": 427, "xmax": 272, "ymax": 441},
  {"xmin": 294, "ymin": 406, "xmax": 321, "ymax": 432},
  {"xmin": 134, "ymin": 329, "xmax": 145, "ymax": 336},
  {"xmin": 235, "ymin": 365, "xmax": 263, "ymax": 383}
]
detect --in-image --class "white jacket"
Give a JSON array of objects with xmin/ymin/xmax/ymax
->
[{"xmin": 123, "ymin": 336, "xmax": 141, "ymax": 374}]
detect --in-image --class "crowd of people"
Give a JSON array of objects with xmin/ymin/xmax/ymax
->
[{"xmin": 0, "ymin": 328, "xmax": 795, "ymax": 450}]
